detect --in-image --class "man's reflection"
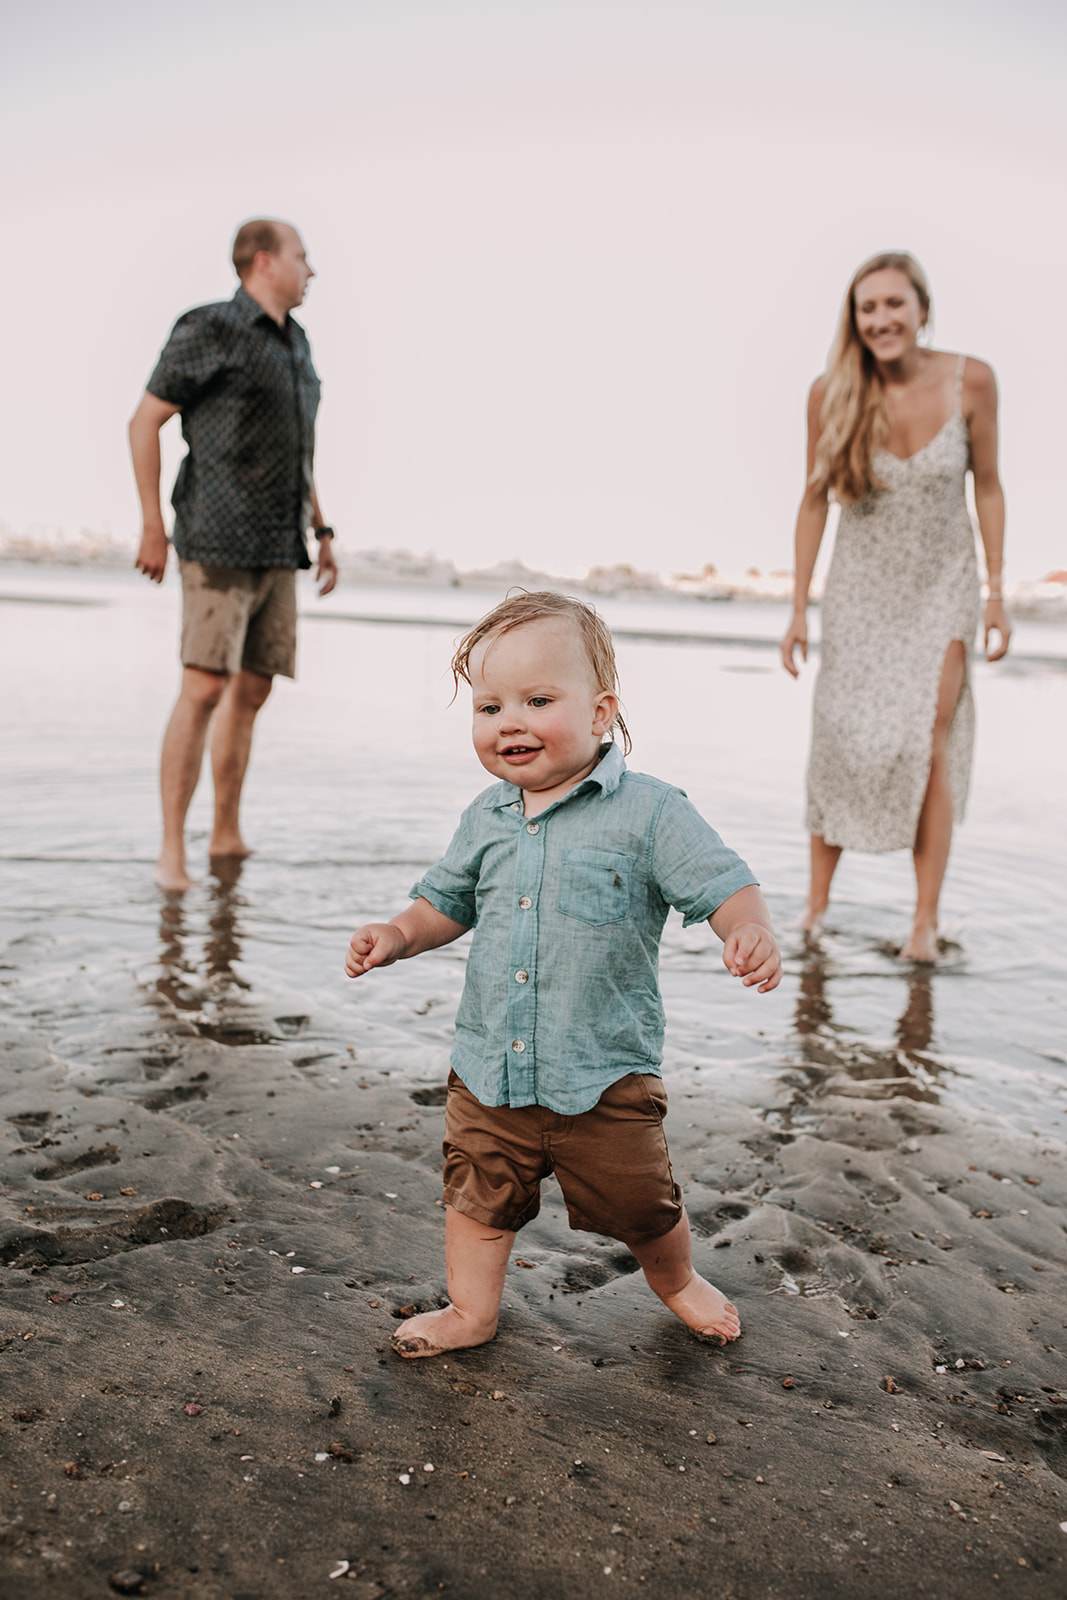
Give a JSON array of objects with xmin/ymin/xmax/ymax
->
[{"xmin": 152, "ymin": 858, "xmax": 248, "ymax": 1009}]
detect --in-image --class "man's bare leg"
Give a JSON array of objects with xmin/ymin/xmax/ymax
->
[
  {"xmin": 902, "ymin": 641, "xmax": 966, "ymax": 963},
  {"xmin": 157, "ymin": 667, "xmax": 228, "ymax": 892},
  {"xmin": 208, "ymin": 669, "xmax": 273, "ymax": 859},
  {"xmin": 629, "ymin": 1210, "xmax": 741, "ymax": 1344},
  {"xmin": 802, "ymin": 833, "xmax": 842, "ymax": 934},
  {"xmin": 391, "ymin": 1206, "xmax": 515, "ymax": 1358}
]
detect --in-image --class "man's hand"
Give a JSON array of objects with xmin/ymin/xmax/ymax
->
[
  {"xmin": 316, "ymin": 535, "xmax": 338, "ymax": 596},
  {"xmin": 345, "ymin": 922, "xmax": 409, "ymax": 977},
  {"xmin": 135, "ymin": 520, "xmax": 170, "ymax": 584},
  {"xmin": 721, "ymin": 922, "xmax": 782, "ymax": 993}
]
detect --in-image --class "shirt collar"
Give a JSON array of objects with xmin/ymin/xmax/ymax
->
[
  {"xmin": 231, "ymin": 283, "xmax": 288, "ymax": 329},
  {"xmin": 485, "ymin": 741, "xmax": 626, "ymax": 813}
]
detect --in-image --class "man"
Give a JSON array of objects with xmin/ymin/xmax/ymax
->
[{"xmin": 130, "ymin": 219, "xmax": 337, "ymax": 891}]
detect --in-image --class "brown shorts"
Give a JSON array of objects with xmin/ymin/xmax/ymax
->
[
  {"xmin": 179, "ymin": 561, "xmax": 297, "ymax": 679},
  {"xmin": 442, "ymin": 1070, "xmax": 683, "ymax": 1245}
]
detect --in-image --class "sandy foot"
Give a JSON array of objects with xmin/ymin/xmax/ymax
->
[
  {"xmin": 658, "ymin": 1271, "xmax": 741, "ymax": 1345},
  {"xmin": 390, "ymin": 1304, "xmax": 498, "ymax": 1359}
]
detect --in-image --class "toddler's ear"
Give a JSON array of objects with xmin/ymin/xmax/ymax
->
[{"xmin": 592, "ymin": 690, "xmax": 618, "ymax": 735}]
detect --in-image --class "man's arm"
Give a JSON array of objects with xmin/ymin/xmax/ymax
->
[
  {"xmin": 308, "ymin": 482, "xmax": 338, "ymax": 596},
  {"xmin": 129, "ymin": 392, "xmax": 181, "ymax": 583}
]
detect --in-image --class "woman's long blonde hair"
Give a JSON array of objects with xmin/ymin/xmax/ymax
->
[{"xmin": 812, "ymin": 251, "xmax": 932, "ymax": 504}]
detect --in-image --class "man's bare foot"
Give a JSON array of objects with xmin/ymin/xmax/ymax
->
[
  {"xmin": 208, "ymin": 833, "xmax": 252, "ymax": 860},
  {"xmin": 900, "ymin": 919, "xmax": 939, "ymax": 963},
  {"xmin": 657, "ymin": 1270, "xmax": 741, "ymax": 1344},
  {"xmin": 155, "ymin": 855, "xmax": 193, "ymax": 893},
  {"xmin": 390, "ymin": 1304, "xmax": 498, "ymax": 1359}
]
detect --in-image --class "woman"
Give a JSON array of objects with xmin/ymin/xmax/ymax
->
[{"xmin": 780, "ymin": 252, "xmax": 1010, "ymax": 961}]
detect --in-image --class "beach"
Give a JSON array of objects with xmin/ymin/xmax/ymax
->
[{"xmin": 2, "ymin": 564, "xmax": 1066, "ymax": 1599}]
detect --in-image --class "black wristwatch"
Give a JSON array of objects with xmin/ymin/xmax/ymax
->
[{"xmin": 313, "ymin": 525, "xmax": 335, "ymax": 541}]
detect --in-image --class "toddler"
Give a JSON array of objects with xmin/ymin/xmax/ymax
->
[{"xmin": 345, "ymin": 591, "xmax": 781, "ymax": 1357}]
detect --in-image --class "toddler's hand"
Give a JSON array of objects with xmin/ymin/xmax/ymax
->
[
  {"xmin": 722, "ymin": 923, "xmax": 782, "ymax": 993},
  {"xmin": 345, "ymin": 923, "xmax": 408, "ymax": 977}
]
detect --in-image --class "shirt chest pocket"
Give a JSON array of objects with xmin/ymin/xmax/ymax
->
[{"xmin": 558, "ymin": 849, "xmax": 633, "ymax": 926}]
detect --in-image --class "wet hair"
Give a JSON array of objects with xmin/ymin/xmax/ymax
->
[
  {"xmin": 451, "ymin": 589, "xmax": 631, "ymax": 753},
  {"xmin": 231, "ymin": 218, "xmax": 287, "ymax": 280},
  {"xmin": 812, "ymin": 251, "xmax": 932, "ymax": 504}
]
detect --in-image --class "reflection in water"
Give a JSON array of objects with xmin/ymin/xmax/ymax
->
[
  {"xmin": 152, "ymin": 859, "xmax": 249, "ymax": 1011},
  {"xmin": 792, "ymin": 944, "xmax": 938, "ymax": 1102}
]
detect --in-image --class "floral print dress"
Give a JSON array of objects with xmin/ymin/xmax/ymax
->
[{"xmin": 806, "ymin": 356, "xmax": 979, "ymax": 853}]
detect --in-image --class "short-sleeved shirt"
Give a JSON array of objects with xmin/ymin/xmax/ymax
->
[
  {"xmin": 146, "ymin": 286, "xmax": 321, "ymax": 570},
  {"xmin": 410, "ymin": 742, "xmax": 758, "ymax": 1115}
]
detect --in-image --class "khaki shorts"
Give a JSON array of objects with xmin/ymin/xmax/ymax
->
[
  {"xmin": 443, "ymin": 1069, "xmax": 683, "ymax": 1245},
  {"xmin": 179, "ymin": 561, "xmax": 297, "ymax": 679}
]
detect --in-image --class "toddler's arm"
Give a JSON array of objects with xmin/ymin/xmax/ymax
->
[
  {"xmin": 346, "ymin": 897, "xmax": 470, "ymax": 978},
  {"xmin": 709, "ymin": 885, "xmax": 782, "ymax": 993}
]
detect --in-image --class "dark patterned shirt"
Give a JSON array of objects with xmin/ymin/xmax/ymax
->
[{"xmin": 147, "ymin": 286, "xmax": 321, "ymax": 569}]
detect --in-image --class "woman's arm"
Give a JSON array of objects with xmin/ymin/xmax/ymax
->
[
  {"xmin": 780, "ymin": 378, "xmax": 831, "ymax": 678},
  {"xmin": 964, "ymin": 359, "xmax": 1010, "ymax": 662}
]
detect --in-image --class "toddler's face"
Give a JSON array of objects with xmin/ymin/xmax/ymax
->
[{"xmin": 468, "ymin": 619, "xmax": 617, "ymax": 808}]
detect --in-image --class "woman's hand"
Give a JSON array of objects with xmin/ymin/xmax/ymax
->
[
  {"xmin": 984, "ymin": 598, "xmax": 1011, "ymax": 662},
  {"xmin": 780, "ymin": 613, "xmax": 809, "ymax": 678}
]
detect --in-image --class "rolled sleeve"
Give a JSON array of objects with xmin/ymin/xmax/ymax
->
[
  {"xmin": 410, "ymin": 814, "xmax": 479, "ymax": 928},
  {"xmin": 649, "ymin": 789, "xmax": 758, "ymax": 927},
  {"xmin": 147, "ymin": 309, "xmax": 228, "ymax": 408}
]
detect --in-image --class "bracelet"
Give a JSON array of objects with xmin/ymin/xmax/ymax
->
[{"xmin": 313, "ymin": 525, "xmax": 335, "ymax": 541}]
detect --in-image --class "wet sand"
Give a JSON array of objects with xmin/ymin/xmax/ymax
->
[
  {"xmin": 2, "ymin": 568, "xmax": 1066, "ymax": 1597},
  {"xmin": 2, "ymin": 925, "xmax": 1066, "ymax": 1599}
]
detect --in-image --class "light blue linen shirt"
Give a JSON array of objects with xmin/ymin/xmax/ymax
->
[{"xmin": 410, "ymin": 743, "xmax": 757, "ymax": 1114}]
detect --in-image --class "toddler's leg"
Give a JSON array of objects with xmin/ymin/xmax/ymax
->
[
  {"xmin": 628, "ymin": 1210, "xmax": 741, "ymax": 1345},
  {"xmin": 391, "ymin": 1205, "xmax": 516, "ymax": 1359}
]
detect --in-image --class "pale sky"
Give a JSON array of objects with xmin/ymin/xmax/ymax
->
[{"xmin": 2, "ymin": 0, "xmax": 1064, "ymax": 580}]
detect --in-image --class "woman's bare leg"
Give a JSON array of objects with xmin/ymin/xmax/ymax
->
[
  {"xmin": 629, "ymin": 1211, "xmax": 741, "ymax": 1344},
  {"xmin": 391, "ymin": 1206, "xmax": 516, "ymax": 1359},
  {"xmin": 902, "ymin": 641, "xmax": 967, "ymax": 963},
  {"xmin": 802, "ymin": 834, "xmax": 842, "ymax": 934}
]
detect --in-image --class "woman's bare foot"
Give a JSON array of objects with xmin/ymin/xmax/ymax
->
[
  {"xmin": 390, "ymin": 1304, "xmax": 498, "ymax": 1359},
  {"xmin": 657, "ymin": 1270, "xmax": 741, "ymax": 1345},
  {"xmin": 900, "ymin": 918, "xmax": 939, "ymax": 963},
  {"xmin": 799, "ymin": 901, "xmax": 826, "ymax": 936}
]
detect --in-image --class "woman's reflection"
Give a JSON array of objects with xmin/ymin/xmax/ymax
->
[{"xmin": 793, "ymin": 947, "xmax": 937, "ymax": 1096}]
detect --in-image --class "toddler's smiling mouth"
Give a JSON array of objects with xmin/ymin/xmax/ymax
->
[{"xmin": 501, "ymin": 744, "xmax": 542, "ymax": 758}]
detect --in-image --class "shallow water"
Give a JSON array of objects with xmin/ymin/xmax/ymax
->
[{"xmin": 2, "ymin": 561, "xmax": 1065, "ymax": 1142}]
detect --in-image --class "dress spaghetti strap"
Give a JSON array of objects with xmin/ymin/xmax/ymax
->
[{"xmin": 954, "ymin": 352, "xmax": 967, "ymax": 412}]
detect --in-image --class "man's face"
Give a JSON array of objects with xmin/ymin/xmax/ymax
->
[{"xmin": 266, "ymin": 226, "xmax": 314, "ymax": 310}]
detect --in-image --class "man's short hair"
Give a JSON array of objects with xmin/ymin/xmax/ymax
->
[{"xmin": 232, "ymin": 219, "xmax": 286, "ymax": 280}]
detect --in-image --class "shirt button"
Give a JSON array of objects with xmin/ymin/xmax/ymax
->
[
  {"xmin": 515, "ymin": 969, "xmax": 529, "ymax": 984},
  {"xmin": 511, "ymin": 802, "xmax": 521, "ymax": 812},
  {"xmin": 518, "ymin": 896, "xmax": 532, "ymax": 910},
  {"xmin": 526, "ymin": 821, "xmax": 540, "ymax": 834},
  {"xmin": 511, "ymin": 1039, "xmax": 526, "ymax": 1052}
]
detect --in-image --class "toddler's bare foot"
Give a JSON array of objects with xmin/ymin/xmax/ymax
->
[
  {"xmin": 390, "ymin": 1304, "xmax": 498, "ymax": 1359},
  {"xmin": 900, "ymin": 919, "xmax": 938, "ymax": 964},
  {"xmin": 658, "ymin": 1270, "xmax": 741, "ymax": 1345}
]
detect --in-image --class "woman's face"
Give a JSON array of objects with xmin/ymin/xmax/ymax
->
[{"xmin": 853, "ymin": 268, "xmax": 926, "ymax": 362}]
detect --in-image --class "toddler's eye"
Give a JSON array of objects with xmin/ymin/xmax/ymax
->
[
  {"xmin": 479, "ymin": 703, "xmax": 500, "ymax": 716},
  {"xmin": 529, "ymin": 696, "xmax": 551, "ymax": 707}
]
